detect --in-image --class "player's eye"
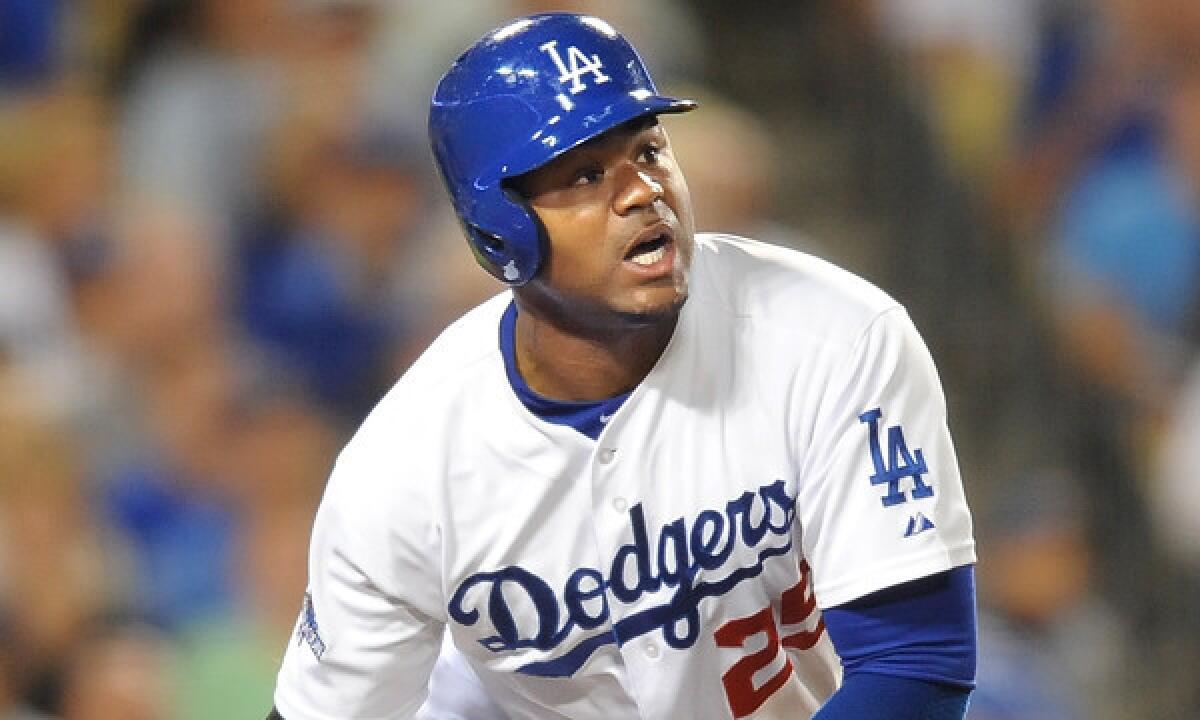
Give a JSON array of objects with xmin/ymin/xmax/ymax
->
[
  {"xmin": 570, "ymin": 164, "xmax": 604, "ymax": 187},
  {"xmin": 639, "ymin": 143, "xmax": 662, "ymax": 165}
]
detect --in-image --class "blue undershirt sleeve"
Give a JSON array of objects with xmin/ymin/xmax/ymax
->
[
  {"xmin": 812, "ymin": 565, "xmax": 977, "ymax": 720},
  {"xmin": 813, "ymin": 672, "xmax": 971, "ymax": 720}
]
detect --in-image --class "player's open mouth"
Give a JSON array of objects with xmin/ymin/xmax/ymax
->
[
  {"xmin": 623, "ymin": 224, "xmax": 675, "ymax": 274},
  {"xmin": 628, "ymin": 236, "xmax": 667, "ymax": 265}
]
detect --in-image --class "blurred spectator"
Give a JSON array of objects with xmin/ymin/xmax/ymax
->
[
  {"xmin": 0, "ymin": 613, "xmax": 50, "ymax": 720},
  {"xmin": 0, "ymin": 87, "xmax": 114, "ymax": 421},
  {"xmin": 56, "ymin": 617, "xmax": 177, "ymax": 720},
  {"xmin": 173, "ymin": 388, "xmax": 334, "ymax": 720},
  {"xmin": 1152, "ymin": 356, "xmax": 1200, "ymax": 711},
  {"xmin": 0, "ymin": 0, "xmax": 62, "ymax": 91},
  {"xmin": 0, "ymin": 380, "xmax": 134, "ymax": 713},
  {"xmin": 1155, "ymin": 358, "xmax": 1200, "ymax": 568},
  {"xmin": 1040, "ymin": 27, "xmax": 1200, "ymax": 419},
  {"xmin": 65, "ymin": 191, "xmax": 342, "ymax": 718},
  {"xmin": 971, "ymin": 470, "xmax": 1128, "ymax": 720},
  {"xmin": 117, "ymin": 0, "xmax": 291, "ymax": 249},
  {"xmin": 79, "ymin": 200, "xmax": 244, "ymax": 630},
  {"xmin": 868, "ymin": 0, "xmax": 1042, "ymax": 184},
  {"xmin": 278, "ymin": 0, "xmax": 378, "ymax": 139},
  {"xmin": 81, "ymin": 200, "xmax": 227, "ymax": 373},
  {"xmin": 98, "ymin": 339, "xmax": 246, "ymax": 631},
  {"xmin": 232, "ymin": 388, "xmax": 333, "ymax": 638},
  {"xmin": 241, "ymin": 125, "xmax": 425, "ymax": 421}
]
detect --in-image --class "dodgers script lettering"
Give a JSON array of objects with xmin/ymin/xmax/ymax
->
[{"xmin": 448, "ymin": 479, "xmax": 797, "ymax": 677}]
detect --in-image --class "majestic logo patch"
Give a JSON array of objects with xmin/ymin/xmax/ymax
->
[
  {"xmin": 539, "ymin": 39, "xmax": 611, "ymax": 94},
  {"xmin": 296, "ymin": 591, "xmax": 327, "ymax": 661},
  {"xmin": 904, "ymin": 512, "xmax": 936, "ymax": 538},
  {"xmin": 448, "ymin": 479, "xmax": 796, "ymax": 677},
  {"xmin": 858, "ymin": 407, "xmax": 933, "ymax": 507}
]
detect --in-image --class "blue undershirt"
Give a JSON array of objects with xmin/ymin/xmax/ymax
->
[
  {"xmin": 498, "ymin": 301, "xmax": 976, "ymax": 718},
  {"xmin": 499, "ymin": 301, "xmax": 629, "ymax": 439}
]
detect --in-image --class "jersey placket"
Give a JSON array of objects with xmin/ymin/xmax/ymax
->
[{"xmin": 587, "ymin": 406, "xmax": 687, "ymax": 718}]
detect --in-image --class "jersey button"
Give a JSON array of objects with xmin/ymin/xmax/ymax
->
[
  {"xmin": 644, "ymin": 642, "xmax": 660, "ymax": 660},
  {"xmin": 598, "ymin": 448, "xmax": 616, "ymax": 464},
  {"xmin": 612, "ymin": 497, "xmax": 628, "ymax": 513}
]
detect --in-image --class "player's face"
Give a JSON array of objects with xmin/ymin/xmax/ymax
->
[{"xmin": 510, "ymin": 117, "xmax": 696, "ymax": 327}]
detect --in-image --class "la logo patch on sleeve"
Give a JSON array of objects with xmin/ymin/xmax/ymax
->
[{"xmin": 858, "ymin": 407, "xmax": 933, "ymax": 507}]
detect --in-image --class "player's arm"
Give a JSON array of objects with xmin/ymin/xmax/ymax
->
[
  {"xmin": 271, "ymin": 634, "xmax": 507, "ymax": 720},
  {"xmin": 795, "ymin": 305, "xmax": 977, "ymax": 718},
  {"xmin": 272, "ymin": 441, "xmax": 445, "ymax": 720},
  {"xmin": 812, "ymin": 566, "xmax": 976, "ymax": 719}
]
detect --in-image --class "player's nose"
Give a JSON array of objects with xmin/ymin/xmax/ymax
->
[{"xmin": 612, "ymin": 163, "xmax": 664, "ymax": 215}]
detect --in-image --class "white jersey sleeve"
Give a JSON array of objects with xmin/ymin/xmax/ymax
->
[
  {"xmin": 274, "ymin": 426, "xmax": 446, "ymax": 719},
  {"xmin": 796, "ymin": 305, "xmax": 975, "ymax": 608},
  {"xmin": 416, "ymin": 631, "xmax": 509, "ymax": 720}
]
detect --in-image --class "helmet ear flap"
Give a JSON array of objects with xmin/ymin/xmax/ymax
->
[
  {"xmin": 475, "ymin": 230, "xmax": 505, "ymax": 255},
  {"xmin": 465, "ymin": 225, "xmax": 514, "ymax": 283},
  {"xmin": 464, "ymin": 185, "xmax": 547, "ymax": 286},
  {"xmin": 501, "ymin": 182, "xmax": 551, "ymax": 282}
]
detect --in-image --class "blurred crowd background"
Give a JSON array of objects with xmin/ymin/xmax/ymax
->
[{"xmin": 0, "ymin": 0, "xmax": 1198, "ymax": 718}]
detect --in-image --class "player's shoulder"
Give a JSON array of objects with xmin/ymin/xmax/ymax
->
[
  {"xmin": 398, "ymin": 289, "xmax": 512, "ymax": 393},
  {"xmin": 335, "ymin": 291, "xmax": 510, "ymax": 469},
  {"xmin": 693, "ymin": 232, "xmax": 901, "ymax": 349},
  {"xmin": 307, "ymin": 298, "xmax": 517, "ymax": 605}
]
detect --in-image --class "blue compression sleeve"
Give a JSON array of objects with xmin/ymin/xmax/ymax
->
[
  {"xmin": 813, "ymin": 566, "xmax": 977, "ymax": 719},
  {"xmin": 813, "ymin": 672, "xmax": 970, "ymax": 720}
]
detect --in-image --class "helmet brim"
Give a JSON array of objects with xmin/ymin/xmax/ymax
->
[{"xmin": 488, "ymin": 92, "xmax": 697, "ymax": 183}]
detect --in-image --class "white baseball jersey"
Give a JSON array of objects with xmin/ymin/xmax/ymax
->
[{"xmin": 274, "ymin": 234, "xmax": 976, "ymax": 720}]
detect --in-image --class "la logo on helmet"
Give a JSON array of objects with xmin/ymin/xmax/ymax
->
[{"xmin": 539, "ymin": 40, "xmax": 611, "ymax": 94}]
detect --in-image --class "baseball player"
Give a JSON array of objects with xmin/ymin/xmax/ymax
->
[{"xmin": 269, "ymin": 12, "xmax": 977, "ymax": 720}]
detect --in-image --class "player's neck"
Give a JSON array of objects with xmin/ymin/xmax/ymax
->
[{"xmin": 511, "ymin": 301, "xmax": 678, "ymax": 402}]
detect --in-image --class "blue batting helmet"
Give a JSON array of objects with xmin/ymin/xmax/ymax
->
[{"xmin": 429, "ymin": 13, "xmax": 696, "ymax": 285}]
